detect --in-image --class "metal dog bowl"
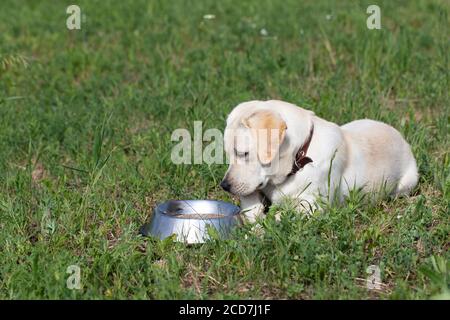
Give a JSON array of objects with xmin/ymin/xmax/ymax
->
[{"xmin": 140, "ymin": 200, "xmax": 242, "ymax": 244}]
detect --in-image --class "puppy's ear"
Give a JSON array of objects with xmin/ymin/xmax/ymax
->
[{"xmin": 242, "ymin": 110, "xmax": 287, "ymax": 164}]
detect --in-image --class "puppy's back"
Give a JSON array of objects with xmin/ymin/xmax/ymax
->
[{"xmin": 340, "ymin": 119, "xmax": 418, "ymax": 195}]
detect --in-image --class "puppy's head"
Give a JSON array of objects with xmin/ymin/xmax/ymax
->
[{"xmin": 221, "ymin": 107, "xmax": 293, "ymax": 196}]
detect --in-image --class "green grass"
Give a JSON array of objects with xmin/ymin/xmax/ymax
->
[{"xmin": 0, "ymin": 0, "xmax": 449, "ymax": 299}]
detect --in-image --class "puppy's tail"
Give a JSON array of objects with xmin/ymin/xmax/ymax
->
[{"xmin": 396, "ymin": 160, "xmax": 419, "ymax": 196}]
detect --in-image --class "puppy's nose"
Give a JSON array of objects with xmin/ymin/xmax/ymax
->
[{"xmin": 220, "ymin": 180, "xmax": 231, "ymax": 192}]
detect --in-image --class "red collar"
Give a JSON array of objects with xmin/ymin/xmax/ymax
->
[{"xmin": 288, "ymin": 125, "xmax": 314, "ymax": 176}]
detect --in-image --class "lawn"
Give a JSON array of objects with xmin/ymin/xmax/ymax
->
[{"xmin": 0, "ymin": 0, "xmax": 448, "ymax": 299}]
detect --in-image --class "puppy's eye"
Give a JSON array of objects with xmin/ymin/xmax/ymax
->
[{"xmin": 235, "ymin": 150, "xmax": 249, "ymax": 158}]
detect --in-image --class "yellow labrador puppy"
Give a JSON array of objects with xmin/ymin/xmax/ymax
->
[{"xmin": 221, "ymin": 100, "xmax": 418, "ymax": 222}]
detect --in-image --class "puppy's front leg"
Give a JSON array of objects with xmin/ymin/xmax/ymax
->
[{"xmin": 240, "ymin": 192, "xmax": 265, "ymax": 223}]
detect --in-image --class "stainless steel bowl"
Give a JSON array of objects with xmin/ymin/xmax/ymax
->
[{"xmin": 140, "ymin": 200, "xmax": 242, "ymax": 244}]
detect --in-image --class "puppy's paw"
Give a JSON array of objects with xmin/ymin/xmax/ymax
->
[
  {"xmin": 244, "ymin": 223, "xmax": 266, "ymax": 239},
  {"xmin": 239, "ymin": 192, "xmax": 266, "ymax": 223},
  {"xmin": 240, "ymin": 205, "xmax": 265, "ymax": 223}
]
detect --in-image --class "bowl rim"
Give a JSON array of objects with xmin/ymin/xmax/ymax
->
[{"xmin": 156, "ymin": 199, "xmax": 241, "ymax": 219}]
